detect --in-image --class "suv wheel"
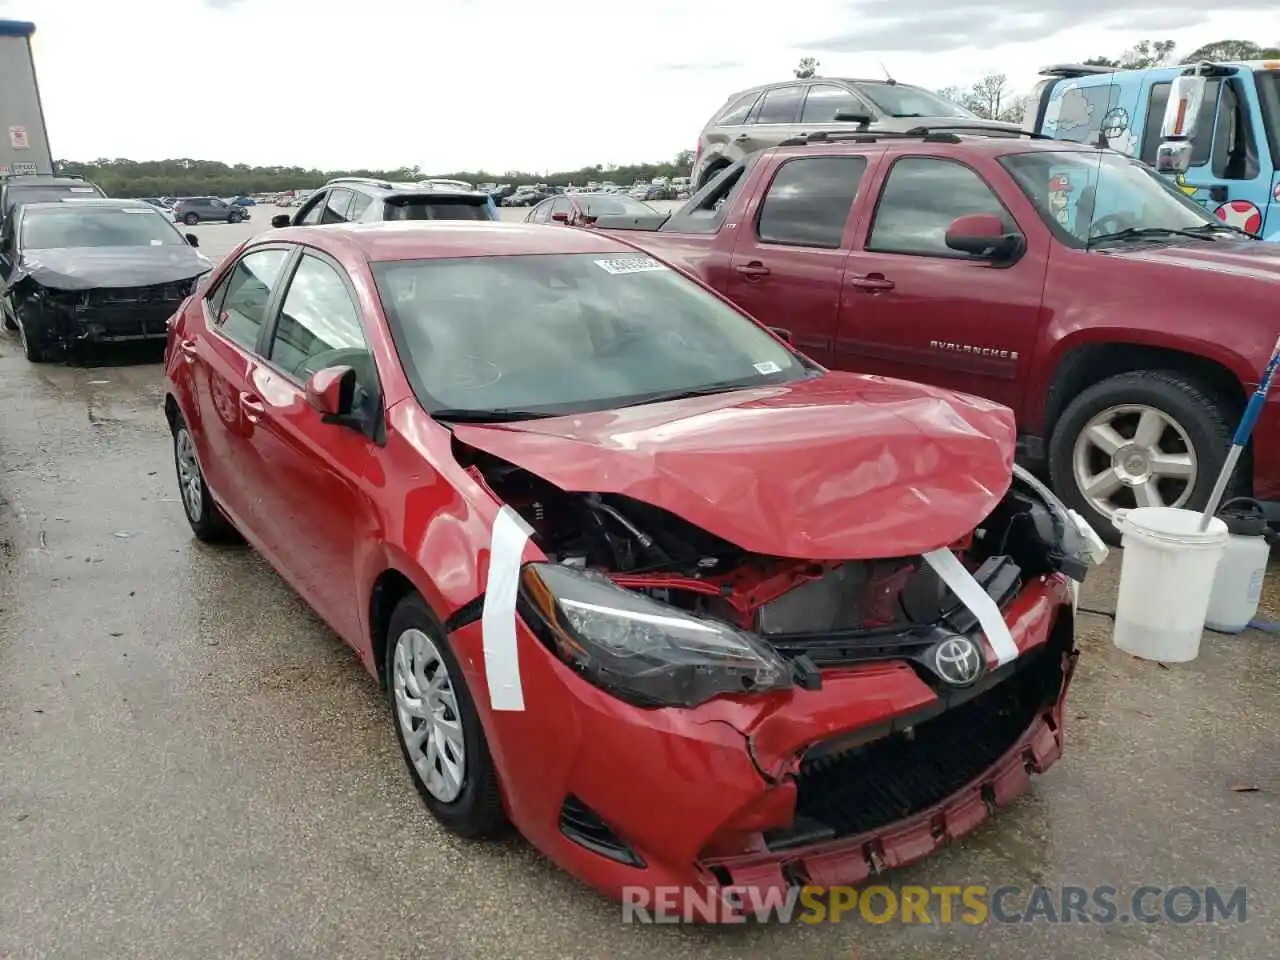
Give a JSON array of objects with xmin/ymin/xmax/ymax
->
[
  {"xmin": 1048, "ymin": 370, "xmax": 1235, "ymax": 544},
  {"xmin": 183, "ymin": 212, "xmax": 199, "ymax": 225},
  {"xmin": 228, "ymin": 211, "xmax": 242, "ymax": 224}
]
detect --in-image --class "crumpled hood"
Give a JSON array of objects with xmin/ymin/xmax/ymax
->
[
  {"xmin": 14, "ymin": 245, "xmax": 212, "ymax": 291},
  {"xmin": 1107, "ymin": 237, "xmax": 1280, "ymax": 282},
  {"xmin": 453, "ymin": 371, "xmax": 1016, "ymax": 559}
]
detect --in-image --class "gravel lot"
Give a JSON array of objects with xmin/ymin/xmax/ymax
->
[{"xmin": 0, "ymin": 202, "xmax": 1275, "ymax": 960}]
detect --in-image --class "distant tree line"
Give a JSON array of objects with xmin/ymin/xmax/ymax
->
[{"xmin": 53, "ymin": 152, "xmax": 697, "ymax": 199}]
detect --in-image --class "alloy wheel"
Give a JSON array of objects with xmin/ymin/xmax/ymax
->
[
  {"xmin": 392, "ymin": 627, "xmax": 466, "ymax": 803},
  {"xmin": 174, "ymin": 427, "xmax": 204, "ymax": 522},
  {"xmin": 1071, "ymin": 402, "xmax": 1197, "ymax": 520}
]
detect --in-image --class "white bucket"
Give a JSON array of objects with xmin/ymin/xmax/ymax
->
[{"xmin": 1112, "ymin": 507, "xmax": 1230, "ymax": 662}]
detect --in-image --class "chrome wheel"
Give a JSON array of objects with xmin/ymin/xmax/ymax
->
[
  {"xmin": 1072, "ymin": 403, "xmax": 1197, "ymax": 519},
  {"xmin": 174, "ymin": 427, "xmax": 204, "ymax": 522},
  {"xmin": 393, "ymin": 628, "xmax": 466, "ymax": 803}
]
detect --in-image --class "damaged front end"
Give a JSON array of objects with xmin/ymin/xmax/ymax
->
[
  {"xmin": 11, "ymin": 276, "xmax": 200, "ymax": 356},
  {"xmin": 461, "ymin": 440, "xmax": 1102, "ymax": 892}
]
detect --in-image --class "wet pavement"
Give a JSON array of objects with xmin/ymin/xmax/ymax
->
[{"xmin": 0, "ymin": 269, "xmax": 1276, "ymax": 960}]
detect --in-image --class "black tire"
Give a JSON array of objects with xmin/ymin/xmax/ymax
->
[
  {"xmin": 1048, "ymin": 370, "xmax": 1236, "ymax": 545},
  {"xmin": 170, "ymin": 412, "xmax": 241, "ymax": 543},
  {"xmin": 228, "ymin": 211, "xmax": 242, "ymax": 224},
  {"xmin": 386, "ymin": 592, "xmax": 507, "ymax": 839},
  {"xmin": 15, "ymin": 304, "xmax": 48, "ymax": 362},
  {"xmin": 2, "ymin": 298, "xmax": 17, "ymax": 332},
  {"xmin": 184, "ymin": 212, "xmax": 199, "ymax": 225}
]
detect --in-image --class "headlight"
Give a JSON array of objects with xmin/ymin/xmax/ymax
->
[
  {"xmin": 1010, "ymin": 465, "xmax": 1105, "ymax": 578},
  {"xmin": 519, "ymin": 562, "xmax": 792, "ymax": 708}
]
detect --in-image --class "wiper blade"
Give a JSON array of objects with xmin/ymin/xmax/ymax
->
[
  {"xmin": 431, "ymin": 407, "xmax": 556, "ymax": 423},
  {"xmin": 614, "ymin": 383, "xmax": 748, "ymax": 408},
  {"xmin": 1087, "ymin": 226, "xmax": 1215, "ymax": 249},
  {"xmin": 1184, "ymin": 221, "xmax": 1256, "ymax": 238}
]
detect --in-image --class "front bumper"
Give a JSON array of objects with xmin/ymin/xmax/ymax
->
[
  {"xmin": 27, "ymin": 288, "xmax": 186, "ymax": 351},
  {"xmin": 451, "ymin": 573, "xmax": 1076, "ymax": 909}
]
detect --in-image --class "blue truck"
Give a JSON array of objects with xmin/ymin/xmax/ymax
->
[{"xmin": 1027, "ymin": 60, "xmax": 1280, "ymax": 240}]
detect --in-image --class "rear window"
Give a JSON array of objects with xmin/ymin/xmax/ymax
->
[{"xmin": 384, "ymin": 197, "xmax": 494, "ymax": 221}]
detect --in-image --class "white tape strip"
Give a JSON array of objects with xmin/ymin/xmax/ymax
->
[
  {"xmin": 482, "ymin": 506, "xmax": 535, "ymax": 712},
  {"xmin": 922, "ymin": 548, "xmax": 1019, "ymax": 666}
]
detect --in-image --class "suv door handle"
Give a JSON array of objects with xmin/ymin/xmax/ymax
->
[
  {"xmin": 239, "ymin": 393, "xmax": 265, "ymax": 423},
  {"xmin": 178, "ymin": 339, "xmax": 198, "ymax": 361},
  {"xmin": 848, "ymin": 274, "xmax": 895, "ymax": 291},
  {"xmin": 734, "ymin": 133, "xmax": 751, "ymax": 141},
  {"xmin": 735, "ymin": 262, "xmax": 770, "ymax": 279}
]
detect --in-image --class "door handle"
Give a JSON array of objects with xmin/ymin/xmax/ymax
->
[
  {"xmin": 848, "ymin": 275, "xmax": 895, "ymax": 291},
  {"xmin": 734, "ymin": 133, "xmax": 751, "ymax": 141},
  {"xmin": 735, "ymin": 262, "xmax": 770, "ymax": 279},
  {"xmin": 178, "ymin": 339, "xmax": 198, "ymax": 362},
  {"xmin": 239, "ymin": 393, "xmax": 265, "ymax": 423}
]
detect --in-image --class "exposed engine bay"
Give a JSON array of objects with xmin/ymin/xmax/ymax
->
[{"xmin": 462, "ymin": 443, "xmax": 1091, "ymax": 673}]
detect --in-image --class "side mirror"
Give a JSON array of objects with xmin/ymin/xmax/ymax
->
[
  {"xmin": 945, "ymin": 213, "xmax": 1024, "ymax": 261},
  {"xmin": 769, "ymin": 326, "xmax": 794, "ymax": 344},
  {"xmin": 271, "ymin": 214, "xmax": 291, "ymax": 229},
  {"xmin": 834, "ymin": 110, "xmax": 872, "ymax": 129},
  {"xmin": 1156, "ymin": 73, "xmax": 1208, "ymax": 174},
  {"xmin": 304, "ymin": 365, "xmax": 357, "ymax": 421},
  {"xmin": 184, "ymin": 233, "xmax": 199, "ymax": 247},
  {"xmin": 551, "ymin": 212, "xmax": 568, "ymax": 223}
]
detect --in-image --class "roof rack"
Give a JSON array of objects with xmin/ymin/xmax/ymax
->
[
  {"xmin": 325, "ymin": 176, "xmax": 393, "ymax": 190},
  {"xmin": 778, "ymin": 124, "xmax": 1053, "ymax": 147},
  {"xmin": 1038, "ymin": 64, "xmax": 1116, "ymax": 78}
]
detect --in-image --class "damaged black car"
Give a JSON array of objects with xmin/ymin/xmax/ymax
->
[{"xmin": 0, "ymin": 198, "xmax": 213, "ymax": 362}]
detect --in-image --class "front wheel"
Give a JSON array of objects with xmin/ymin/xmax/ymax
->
[
  {"xmin": 171, "ymin": 413, "xmax": 241, "ymax": 543},
  {"xmin": 1048, "ymin": 370, "xmax": 1236, "ymax": 544},
  {"xmin": 387, "ymin": 593, "xmax": 506, "ymax": 839},
  {"xmin": 228, "ymin": 211, "xmax": 242, "ymax": 224},
  {"xmin": 15, "ymin": 304, "xmax": 48, "ymax": 362}
]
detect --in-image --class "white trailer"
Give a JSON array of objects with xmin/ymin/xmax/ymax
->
[{"xmin": 0, "ymin": 20, "xmax": 54, "ymax": 177}]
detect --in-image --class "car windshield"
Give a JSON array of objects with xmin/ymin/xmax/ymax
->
[
  {"xmin": 999, "ymin": 149, "xmax": 1219, "ymax": 247},
  {"xmin": 7, "ymin": 184, "xmax": 102, "ymax": 211},
  {"xmin": 857, "ymin": 82, "xmax": 975, "ymax": 118},
  {"xmin": 373, "ymin": 252, "xmax": 808, "ymax": 417},
  {"xmin": 580, "ymin": 196, "xmax": 655, "ymax": 217},
  {"xmin": 20, "ymin": 206, "xmax": 184, "ymax": 249}
]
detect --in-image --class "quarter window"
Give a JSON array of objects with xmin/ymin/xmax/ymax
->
[
  {"xmin": 210, "ymin": 248, "xmax": 290, "ymax": 350},
  {"xmin": 269, "ymin": 254, "xmax": 376, "ymax": 401},
  {"xmin": 756, "ymin": 86, "xmax": 804, "ymax": 124},
  {"xmin": 757, "ymin": 157, "xmax": 866, "ymax": 248},
  {"xmin": 801, "ymin": 85, "xmax": 863, "ymax": 123},
  {"xmin": 867, "ymin": 157, "xmax": 1012, "ymax": 256}
]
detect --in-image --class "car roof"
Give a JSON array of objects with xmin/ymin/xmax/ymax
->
[
  {"xmin": 4, "ymin": 175, "xmax": 91, "ymax": 186},
  {"xmin": 273, "ymin": 221, "xmax": 637, "ymax": 262},
  {"xmin": 771, "ymin": 133, "xmax": 1108, "ymax": 161},
  {"xmin": 18, "ymin": 198, "xmax": 154, "ymax": 211}
]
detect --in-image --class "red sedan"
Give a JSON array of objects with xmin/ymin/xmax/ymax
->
[{"xmin": 163, "ymin": 221, "xmax": 1093, "ymax": 912}]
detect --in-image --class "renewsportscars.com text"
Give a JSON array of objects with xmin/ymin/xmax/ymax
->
[{"xmin": 622, "ymin": 884, "xmax": 1248, "ymax": 925}]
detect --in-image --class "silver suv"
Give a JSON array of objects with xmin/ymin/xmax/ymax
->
[{"xmin": 693, "ymin": 78, "xmax": 1020, "ymax": 189}]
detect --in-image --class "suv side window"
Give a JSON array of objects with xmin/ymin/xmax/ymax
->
[
  {"xmin": 801, "ymin": 84, "xmax": 863, "ymax": 123},
  {"xmin": 717, "ymin": 92, "xmax": 761, "ymax": 125},
  {"xmin": 528, "ymin": 199, "xmax": 553, "ymax": 223},
  {"xmin": 297, "ymin": 192, "xmax": 326, "ymax": 225},
  {"xmin": 268, "ymin": 253, "xmax": 378, "ymax": 412},
  {"xmin": 208, "ymin": 248, "xmax": 290, "ymax": 351},
  {"xmin": 867, "ymin": 157, "xmax": 1012, "ymax": 257},
  {"xmin": 322, "ymin": 188, "xmax": 354, "ymax": 224},
  {"xmin": 550, "ymin": 197, "xmax": 572, "ymax": 218},
  {"xmin": 757, "ymin": 157, "xmax": 867, "ymax": 248},
  {"xmin": 756, "ymin": 85, "xmax": 804, "ymax": 124},
  {"xmin": 348, "ymin": 190, "xmax": 374, "ymax": 221}
]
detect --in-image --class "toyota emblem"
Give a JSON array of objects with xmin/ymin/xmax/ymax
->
[{"xmin": 934, "ymin": 636, "xmax": 983, "ymax": 687}]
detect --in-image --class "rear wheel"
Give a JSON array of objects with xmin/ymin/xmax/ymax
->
[
  {"xmin": 171, "ymin": 413, "xmax": 241, "ymax": 543},
  {"xmin": 387, "ymin": 593, "xmax": 506, "ymax": 839},
  {"xmin": 1048, "ymin": 370, "xmax": 1236, "ymax": 544},
  {"xmin": 184, "ymin": 212, "xmax": 199, "ymax": 225}
]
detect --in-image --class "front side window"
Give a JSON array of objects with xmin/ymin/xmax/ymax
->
[
  {"xmin": 1000, "ymin": 149, "xmax": 1221, "ymax": 246},
  {"xmin": 373, "ymin": 252, "xmax": 809, "ymax": 417},
  {"xmin": 348, "ymin": 191, "xmax": 374, "ymax": 221},
  {"xmin": 210, "ymin": 248, "xmax": 290, "ymax": 350},
  {"xmin": 269, "ymin": 253, "xmax": 375, "ymax": 396},
  {"xmin": 757, "ymin": 156, "xmax": 866, "ymax": 248},
  {"xmin": 867, "ymin": 157, "xmax": 1011, "ymax": 256},
  {"xmin": 801, "ymin": 84, "xmax": 864, "ymax": 123},
  {"xmin": 298, "ymin": 193, "xmax": 326, "ymax": 225},
  {"xmin": 20, "ymin": 207, "xmax": 186, "ymax": 249},
  {"xmin": 322, "ymin": 188, "xmax": 354, "ymax": 224}
]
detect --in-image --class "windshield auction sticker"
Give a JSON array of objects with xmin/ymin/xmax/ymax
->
[{"xmin": 593, "ymin": 256, "xmax": 667, "ymax": 275}]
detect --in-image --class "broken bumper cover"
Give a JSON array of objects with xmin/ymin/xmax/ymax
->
[
  {"xmin": 453, "ymin": 573, "xmax": 1076, "ymax": 909},
  {"xmin": 28, "ymin": 283, "xmax": 194, "ymax": 349}
]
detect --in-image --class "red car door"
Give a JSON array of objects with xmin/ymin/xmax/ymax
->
[
  {"xmin": 836, "ymin": 153, "xmax": 1047, "ymax": 411},
  {"xmin": 245, "ymin": 250, "xmax": 382, "ymax": 641},
  {"xmin": 725, "ymin": 154, "xmax": 874, "ymax": 364},
  {"xmin": 190, "ymin": 246, "xmax": 294, "ymax": 535}
]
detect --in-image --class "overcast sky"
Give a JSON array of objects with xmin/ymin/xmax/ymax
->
[{"xmin": 16, "ymin": 0, "xmax": 1280, "ymax": 173}]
